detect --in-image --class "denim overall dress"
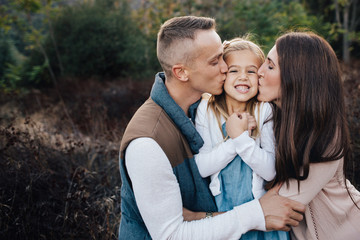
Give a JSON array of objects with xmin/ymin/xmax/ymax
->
[{"xmin": 215, "ymin": 123, "xmax": 289, "ymax": 240}]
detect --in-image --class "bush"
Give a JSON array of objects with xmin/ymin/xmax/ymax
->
[
  {"xmin": 0, "ymin": 31, "xmax": 31, "ymax": 91},
  {"xmin": 0, "ymin": 110, "xmax": 122, "ymax": 239},
  {"xmin": 0, "ymin": 33, "xmax": 14, "ymax": 78},
  {"xmin": 0, "ymin": 32, "xmax": 20, "ymax": 91},
  {"xmin": 218, "ymin": 0, "xmax": 331, "ymax": 53},
  {"xmin": 42, "ymin": 0, "xmax": 152, "ymax": 79}
]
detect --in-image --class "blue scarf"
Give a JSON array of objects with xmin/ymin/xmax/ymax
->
[{"xmin": 150, "ymin": 72, "xmax": 204, "ymax": 154}]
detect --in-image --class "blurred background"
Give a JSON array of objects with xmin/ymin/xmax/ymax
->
[{"xmin": 0, "ymin": 0, "xmax": 359, "ymax": 239}]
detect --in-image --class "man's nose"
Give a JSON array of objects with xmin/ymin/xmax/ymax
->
[{"xmin": 220, "ymin": 58, "xmax": 228, "ymax": 73}]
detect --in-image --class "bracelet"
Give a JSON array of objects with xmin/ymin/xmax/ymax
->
[{"xmin": 205, "ymin": 212, "xmax": 213, "ymax": 218}]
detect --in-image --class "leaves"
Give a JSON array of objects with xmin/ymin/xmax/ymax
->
[
  {"xmin": 0, "ymin": 0, "xmax": 359, "ymax": 90},
  {"xmin": 12, "ymin": 0, "xmax": 42, "ymax": 14}
]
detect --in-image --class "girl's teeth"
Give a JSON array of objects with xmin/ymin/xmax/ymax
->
[
  {"xmin": 236, "ymin": 86, "xmax": 249, "ymax": 90},
  {"xmin": 235, "ymin": 85, "xmax": 250, "ymax": 93}
]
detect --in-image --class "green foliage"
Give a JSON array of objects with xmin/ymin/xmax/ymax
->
[
  {"xmin": 1, "ymin": 0, "xmax": 359, "ymax": 90},
  {"xmin": 12, "ymin": 0, "xmax": 42, "ymax": 13},
  {"xmin": 0, "ymin": 4, "xmax": 13, "ymax": 33},
  {"xmin": 0, "ymin": 63, "xmax": 22, "ymax": 91},
  {"xmin": 0, "ymin": 34, "xmax": 15, "ymax": 78},
  {"xmin": 40, "ymin": 0, "xmax": 152, "ymax": 79},
  {"xmin": 219, "ymin": 0, "xmax": 332, "ymax": 53},
  {"xmin": 0, "ymin": 59, "xmax": 50, "ymax": 92},
  {"xmin": 0, "ymin": 31, "xmax": 28, "ymax": 92}
]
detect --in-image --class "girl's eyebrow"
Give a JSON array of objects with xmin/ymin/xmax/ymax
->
[{"xmin": 228, "ymin": 64, "xmax": 258, "ymax": 69}]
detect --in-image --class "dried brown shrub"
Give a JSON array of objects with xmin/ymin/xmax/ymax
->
[{"xmin": 0, "ymin": 78, "xmax": 151, "ymax": 239}]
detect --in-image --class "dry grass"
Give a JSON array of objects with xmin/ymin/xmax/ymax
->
[{"xmin": 0, "ymin": 78, "xmax": 151, "ymax": 239}]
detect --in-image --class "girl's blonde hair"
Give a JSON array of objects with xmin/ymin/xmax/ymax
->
[{"xmin": 208, "ymin": 35, "xmax": 265, "ymax": 139}]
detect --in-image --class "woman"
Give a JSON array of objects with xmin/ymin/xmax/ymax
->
[{"xmin": 257, "ymin": 31, "xmax": 360, "ymax": 240}]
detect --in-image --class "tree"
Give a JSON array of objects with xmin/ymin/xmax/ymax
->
[
  {"xmin": 302, "ymin": 0, "xmax": 360, "ymax": 62},
  {"xmin": 221, "ymin": 0, "xmax": 331, "ymax": 53},
  {"xmin": 334, "ymin": 0, "xmax": 359, "ymax": 63}
]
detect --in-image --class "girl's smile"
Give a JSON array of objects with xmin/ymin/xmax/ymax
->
[{"xmin": 224, "ymin": 49, "xmax": 262, "ymax": 111}]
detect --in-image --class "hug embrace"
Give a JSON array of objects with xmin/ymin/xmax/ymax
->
[{"xmin": 118, "ymin": 16, "xmax": 360, "ymax": 240}]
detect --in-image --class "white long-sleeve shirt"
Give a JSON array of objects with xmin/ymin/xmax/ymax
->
[
  {"xmin": 195, "ymin": 99, "xmax": 276, "ymax": 199},
  {"xmin": 125, "ymin": 137, "xmax": 266, "ymax": 240}
]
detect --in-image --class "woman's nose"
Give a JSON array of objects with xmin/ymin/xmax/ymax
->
[{"xmin": 258, "ymin": 64, "xmax": 265, "ymax": 78}]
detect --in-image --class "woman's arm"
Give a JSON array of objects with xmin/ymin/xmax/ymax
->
[{"xmin": 279, "ymin": 159, "xmax": 340, "ymax": 204}]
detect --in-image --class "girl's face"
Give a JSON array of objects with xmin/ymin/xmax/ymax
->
[
  {"xmin": 257, "ymin": 45, "xmax": 281, "ymax": 106},
  {"xmin": 223, "ymin": 50, "xmax": 261, "ymax": 104}
]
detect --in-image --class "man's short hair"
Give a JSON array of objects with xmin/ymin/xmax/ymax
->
[{"xmin": 157, "ymin": 16, "xmax": 216, "ymax": 78}]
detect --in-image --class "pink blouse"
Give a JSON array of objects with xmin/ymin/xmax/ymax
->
[{"xmin": 279, "ymin": 158, "xmax": 360, "ymax": 240}]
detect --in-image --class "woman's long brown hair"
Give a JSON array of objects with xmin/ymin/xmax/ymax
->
[{"xmin": 268, "ymin": 32, "xmax": 351, "ymax": 189}]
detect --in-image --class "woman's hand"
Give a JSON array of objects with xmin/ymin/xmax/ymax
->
[{"xmin": 246, "ymin": 113, "xmax": 257, "ymax": 136}]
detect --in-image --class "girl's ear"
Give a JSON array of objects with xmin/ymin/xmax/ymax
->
[{"xmin": 172, "ymin": 64, "xmax": 189, "ymax": 82}]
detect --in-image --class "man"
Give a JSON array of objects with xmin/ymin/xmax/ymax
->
[{"xmin": 119, "ymin": 16, "xmax": 305, "ymax": 239}]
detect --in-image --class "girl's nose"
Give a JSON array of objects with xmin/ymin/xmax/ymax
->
[{"xmin": 239, "ymin": 71, "xmax": 248, "ymax": 80}]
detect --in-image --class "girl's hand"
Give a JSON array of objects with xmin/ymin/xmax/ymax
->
[{"xmin": 226, "ymin": 112, "xmax": 248, "ymax": 139}]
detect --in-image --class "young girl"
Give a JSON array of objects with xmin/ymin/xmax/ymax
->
[{"xmin": 194, "ymin": 37, "xmax": 288, "ymax": 239}]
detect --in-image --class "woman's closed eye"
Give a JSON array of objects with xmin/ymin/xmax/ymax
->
[{"xmin": 266, "ymin": 60, "xmax": 274, "ymax": 70}]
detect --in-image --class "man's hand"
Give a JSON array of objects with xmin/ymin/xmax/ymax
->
[{"xmin": 259, "ymin": 184, "xmax": 305, "ymax": 231}]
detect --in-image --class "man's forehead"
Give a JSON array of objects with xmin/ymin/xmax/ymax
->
[
  {"xmin": 194, "ymin": 43, "xmax": 223, "ymax": 61},
  {"xmin": 191, "ymin": 31, "xmax": 222, "ymax": 58}
]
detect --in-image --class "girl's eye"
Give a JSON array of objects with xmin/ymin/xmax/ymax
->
[
  {"xmin": 229, "ymin": 70, "xmax": 238, "ymax": 73},
  {"xmin": 248, "ymin": 70, "xmax": 256, "ymax": 74},
  {"xmin": 268, "ymin": 65, "xmax": 274, "ymax": 70}
]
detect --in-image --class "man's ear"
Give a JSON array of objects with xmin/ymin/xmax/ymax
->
[{"xmin": 172, "ymin": 64, "xmax": 189, "ymax": 82}]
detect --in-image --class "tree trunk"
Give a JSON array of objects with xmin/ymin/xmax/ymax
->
[
  {"xmin": 343, "ymin": 4, "xmax": 350, "ymax": 63},
  {"xmin": 335, "ymin": 0, "xmax": 351, "ymax": 64}
]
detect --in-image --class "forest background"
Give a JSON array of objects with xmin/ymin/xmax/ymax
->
[{"xmin": 0, "ymin": 0, "xmax": 359, "ymax": 239}]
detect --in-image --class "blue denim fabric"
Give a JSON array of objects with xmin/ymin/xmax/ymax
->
[
  {"xmin": 216, "ymin": 123, "xmax": 289, "ymax": 240},
  {"xmin": 150, "ymin": 72, "xmax": 204, "ymax": 154},
  {"xmin": 150, "ymin": 72, "xmax": 217, "ymax": 211},
  {"xmin": 118, "ymin": 157, "xmax": 151, "ymax": 240},
  {"xmin": 118, "ymin": 73, "xmax": 217, "ymax": 239}
]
